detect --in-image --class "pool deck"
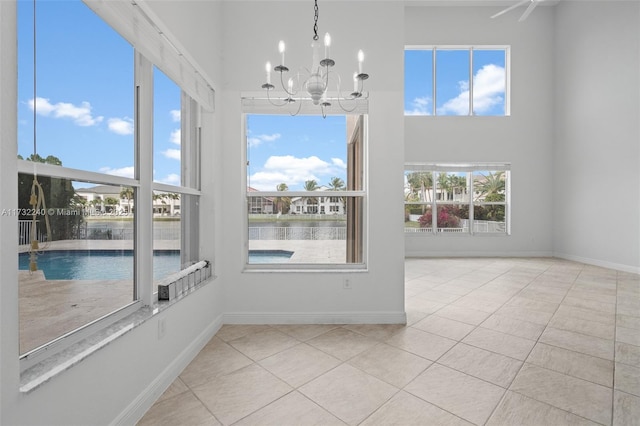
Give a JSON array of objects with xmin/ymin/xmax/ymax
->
[
  {"xmin": 18, "ymin": 239, "xmax": 179, "ymax": 354},
  {"xmin": 19, "ymin": 239, "xmax": 345, "ymax": 354},
  {"xmin": 249, "ymin": 240, "xmax": 346, "ymax": 263}
]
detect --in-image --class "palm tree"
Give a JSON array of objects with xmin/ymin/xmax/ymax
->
[
  {"xmin": 327, "ymin": 177, "xmax": 345, "ymax": 213},
  {"xmin": 274, "ymin": 183, "xmax": 290, "ymax": 214},
  {"xmin": 303, "ymin": 180, "xmax": 318, "ymax": 214},
  {"xmin": 104, "ymin": 197, "xmax": 119, "ymax": 213},
  {"xmin": 406, "ymin": 172, "xmax": 433, "ymax": 202},
  {"xmin": 437, "ymin": 172, "xmax": 451, "ymax": 201},
  {"xmin": 447, "ymin": 174, "xmax": 467, "ymax": 202},
  {"xmin": 120, "ymin": 186, "xmax": 134, "ymax": 214},
  {"xmin": 474, "ymin": 171, "xmax": 505, "ymax": 201},
  {"xmin": 327, "ymin": 177, "xmax": 345, "ymax": 191}
]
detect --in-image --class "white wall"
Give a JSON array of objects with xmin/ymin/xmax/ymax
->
[
  {"xmin": 553, "ymin": 1, "xmax": 640, "ymax": 273},
  {"xmin": 0, "ymin": 1, "xmax": 226, "ymax": 424},
  {"xmin": 404, "ymin": 6, "xmax": 556, "ymax": 257},
  {"xmin": 220, "ymin": 1, "xmax": 406, "ymax": 323}
]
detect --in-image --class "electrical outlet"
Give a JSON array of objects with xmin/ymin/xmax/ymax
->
[
  {"xmin": 343, "ymin": 278, "xmax": 352, "ymax": 289},
  {"xmin": 158, "ymin": 318, "xmax": 167, "ymax": 339}
]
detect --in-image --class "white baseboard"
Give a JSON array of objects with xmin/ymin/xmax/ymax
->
[
  {"xmin": 553, "ymin": 252, "xmax": 640, "ymax": 275},
  {"xmin": 224, "ymin": 311, "xmax": 407, "ymax": 325},
  {"xmin": 405, "ymin": 251, "xmax": 554, "ymax": 258},
  {"xmin": 113, "ymin": 313, "xmax": 224, "ymax": 426}
]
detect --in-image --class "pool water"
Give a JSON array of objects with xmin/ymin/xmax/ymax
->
[
  {"xmin": 19, "ymin": 249, "xmax": 293, "ymax": 280},
  {"xmin": 248, "ymin": 250, "xmax": 294, "ymax": 264},
  {"xmin": 19, "ymin": 250, "xmax": 180, "ymax": 281}
]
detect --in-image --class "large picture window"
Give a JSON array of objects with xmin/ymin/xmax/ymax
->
[
  {"xmin": 245, "ymin": 114, "xmax": 366, "ymax": 267},
  {"xmin": 404, "ymin": 46, "xmax": 510, "ymax": 116},
  {"xmin": 16, "ymin": 0, "xmax": 206, "ymax": 369},
  {"xmin": 404, "ymin": 164, "xmax": 510, "ymax": 235}
]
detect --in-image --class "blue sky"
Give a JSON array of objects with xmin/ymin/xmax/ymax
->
[
  {"xmin": 17, "ymin": 0, "xmax": 181, "ymax": 187},
  {"xmin": 17, "ymin": 1, "xmax": 506, "ymax": 192},
  {"xmin": 404, "ymin": 48, "xmax": 506, "ymax": 116},
  {"xmin": 247, "ymin": 114, "xmax": 347, "ymax": 191}
]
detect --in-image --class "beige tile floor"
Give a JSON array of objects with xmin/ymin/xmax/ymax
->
[{"xmin": 138, "ymin": 258, "xmax": 640, "ymax": 426}]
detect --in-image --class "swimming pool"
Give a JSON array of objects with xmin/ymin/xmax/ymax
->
[
  {"xmin": 18, "ymin": 250, "xmax": 180, "ymax": 280},
  {"xmin": 19, "ymin": 249, "xmax": 293, "ymax": 280},
  {"xmin": 248, "ymin": 250, "xmax": 294, "ymax": 264}
]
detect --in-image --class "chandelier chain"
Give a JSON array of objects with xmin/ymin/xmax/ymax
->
[
  {"xmin": 313, "ymin": 0, "xmax": 319, "ymax": 41},
  {"xmin": 259, "ymin": 0, "xmax": 369, "ymax": 116}
]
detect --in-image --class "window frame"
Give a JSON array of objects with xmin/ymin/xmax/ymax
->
[
  {"xmin": 17, "ymin": 8, "xmax": 206, "ymax": 371},
  {"xmin": 404, "ymin": 45, "xmax": 511, "ymax": 116},
  {"xmin": 242, "ymin": 112, "xmax": 368, "ymax": 270},
  {"xmin": 404, "ymin": 163, "xmax": 511, "ymax": 236}
]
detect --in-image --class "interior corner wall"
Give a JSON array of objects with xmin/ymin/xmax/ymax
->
[
  {"xmin": 1, "ymin": 1, "xmax": 227, "ymax": 424},
  {"xmin": 404, "ymin": 6, "xmax": 555, "ymax": 257},
  {"xmin": 553, "ymin": 1, "xmax": 640, "ymax": 273},
  {"xmin": 219, "ymin": 1, "xmax": 406, "ymax": 323}
]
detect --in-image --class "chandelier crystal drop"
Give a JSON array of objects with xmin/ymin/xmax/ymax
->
[{"xmin": 260, "ymin": 0, "xmax": 369, "ymax": 117}]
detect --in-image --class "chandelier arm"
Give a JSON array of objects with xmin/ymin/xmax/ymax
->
[
  {"xmin": 335, "ymin": 95, "xmax": 360, "ymax": 113},
  {"xmin": 279, "ymin": 70, "xmax": 297, "ymax": 96},
  {"xmin": 334, "ymin": 73, "xmax": 359, "ymax": 101},
  {"xmin": 333, "ymin": 74, "xmax": 361, "ymax": 113},
  {"xmin": 288, "ymin": 97, "xmax": 303, "ymax": 116},
  {"xmin": 265, "ymin": 88, "xmax": 290, "ymax": 107}
]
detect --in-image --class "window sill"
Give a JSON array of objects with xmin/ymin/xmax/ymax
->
[{"xmin": 19, "ymin": 274, "xmax": 216, "ymax": 394}]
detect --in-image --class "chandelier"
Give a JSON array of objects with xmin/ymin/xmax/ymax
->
[{"xmin": 260, "ymin": 0, "xmax": 369, "ymax": 117}]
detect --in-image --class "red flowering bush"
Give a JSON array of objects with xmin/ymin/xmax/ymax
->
[{"xmin": 418, "ymin": 206, "xmax": 462, "ymax": 228}]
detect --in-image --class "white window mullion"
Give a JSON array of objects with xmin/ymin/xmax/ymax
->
[
  {"xmin": 506, "ymin": 170, "xmax": 511, "ymax": 235},
  {"xmin": 469, "ymin": 48, "xmax": 474, "ymax": 116},
  {"xmin": 135, "ymin": 52, "xmax": 154, "ymax": 306},
  {"xmin": 431, "ymin": 171, "xmax": 437, "ymax": 232},
  {"xmin": 432, "ymin": 47, "xmax": 436, "ymax": 116},
  {"xmin": 468, "ymin": 171, "xmax": 475, "ymax": 235}
]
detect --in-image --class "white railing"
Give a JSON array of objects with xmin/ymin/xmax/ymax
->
[
  {"xmin": 405, "ymin": 219, "xmax": 506, "ymax": 234},
  {"xmin": 249, "ymin": 227, "xmax": 346, "ymax": 240},
  {"xmin": 18, "ymin": 220, "xmax": 45, "ymax": 245},
  {"xmin": 249, "ymin": 213, "xmax": 346, "ymax": 221},
  {"xmin": 20, "ymin": 221, "xmax": 180, "ymax": 242}
]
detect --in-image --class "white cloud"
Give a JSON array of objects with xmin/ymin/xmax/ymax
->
[
  {"xmin": 437, "ymin": 64, "xmax": 505, "ymax": 115},
  {"xmin": 405, "ymin": 96, "xmax": 432, "ymax": 116},
  {"xmin": 158, "ymin": 173, "xmax": 180, "ymax": 186},
  {"xmin": 248, "ymin": 133, "xmax": 281, "ymax": 148},
  {"xmin": 107, "ymin": 117, "xmax": 134, "ymax": 135},
  {"xmin": 28, "ymin": 97, "xmax": 103, "ymax": 126},
  {"xmin": 163, "ymin": 148, "xmax": 181, "ymax": 160},
  {"xmin": 248, "ymin": 155, "xmax": 344, "ymax": 191},
  {"xmin": 331, "ymin": 158, "xmax": 347, "ymax": 169},
  {"xmin": 99, "ymin": 166, "xmax": 135, "ymax": 179},
  {"xmin": 170, "ymin": 129, "xmax": 181, "ymax": 145},
  {"xmin": 170, "ymin": 109, "xmax": 181, "ymax": 122},
  {"xmin": 470, "ymin": 64, "xmax": 505, "ymax": 113}
]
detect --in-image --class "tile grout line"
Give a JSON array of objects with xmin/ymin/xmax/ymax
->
[{"xmin": 480, "ymin": 261, "xmax": 564, "ymax": 425}]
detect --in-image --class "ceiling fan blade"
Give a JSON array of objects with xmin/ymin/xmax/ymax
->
[
  {"xmin": 491, "ymin": 0, "xmax": 531, "ymax": 19},
  {"xmin": 518, "ymin": 0, "xmax": 541, "ymax": 21}
]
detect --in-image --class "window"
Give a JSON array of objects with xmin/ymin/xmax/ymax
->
[
  {"xmin": 404, "ymin": 164, "xmax": 510, "ymax": 235},
  {"xmin": 17, "ymin": 0, "xmax": 206, "ymax": 369},
  {"xmin": 404, "ymin": 46, "xmax": 509, "ymax": 116},
  {"xmin": 245, "ymin": 114, "xmax": 366, "ymax": 266}
]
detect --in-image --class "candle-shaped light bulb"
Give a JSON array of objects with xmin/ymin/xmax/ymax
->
[
  {"xmin": 324, "ymin": 32, "xmax": 331, "ymax": 58},
  {"xmin": 287, "ymin": 77, "xmax": 293, "ymax": 93},
  {"xmin": 278, "ymin": 40, "xmax": 285, "ymax": 66},
  {"xmin": 357, "ymin": 50, "xmax": 364, "ymax": 74},
  {"xmin": 265, "ymin": 61, "xmax": 271, "ymax": 84},
  {"xmin": 353, "ymin": 72, "xmax": 358, "ymax": 93}
]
